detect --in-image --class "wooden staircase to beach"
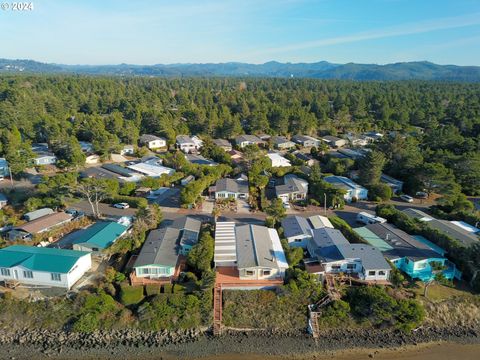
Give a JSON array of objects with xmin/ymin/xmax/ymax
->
[{"xmin": 213, "ymin": 284, "xmax": 223, "ymax": 336}]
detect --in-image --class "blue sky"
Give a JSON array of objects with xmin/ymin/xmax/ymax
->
[{"xmin": 1, "ymin": 0, "xmax": 479, "ymax": 65}]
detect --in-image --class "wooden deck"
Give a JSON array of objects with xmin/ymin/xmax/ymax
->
[{"xmin": 215, "ymin": 267, "xmax": 284, "ymax": 289}]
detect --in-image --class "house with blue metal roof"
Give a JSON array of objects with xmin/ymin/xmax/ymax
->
[
  {"xmin": 354, "ymin": 223, "xmax": 459, "ymax": 282},
  {"xmin": 72, "ymin": 221, "xmax": 129, "ymax": 253},
  {"xmin": 0, "ymin": 245, "xmax": 91, "ymax": 289}
]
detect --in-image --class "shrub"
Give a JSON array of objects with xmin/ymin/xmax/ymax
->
[
  {"xmin": 173, "ymin": 284, "xmax": 186, "ymax": 294},
  {"xmin": 105, "ymin": 195, "xmax": 148, "ymax": 209},
  {"xmin": 119, "ymin": 284, "xmax": 144, "ymax": 306}
]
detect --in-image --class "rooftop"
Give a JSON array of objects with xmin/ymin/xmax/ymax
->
[
  {"xmin": 275, "ymin": 174, "xmax": 308, "ymax": 195},
  {"xmin": 361, "ymin": 223, "xmax": 444, "ymax": 262},
  {"xmin": 282, "ymin": 215, "xmax": 312, "ymax": 239},
  {"xmin": 16, "ymin": 212, "xmax": 72, "ymax": 234},
  {"xmin": 73, "ymin": 221, "xmax": 128, "ymax": 250},
  {"xmin": 215, "ymin": 178, "xmax": 249, "ymax": 194},
  {"xmin": 324, "ymin": 176, "xmax": 365, "ymax": 191},
  {"xmin": 0, "ymin": 245, "xmax": 89, "ymax": 273},
  {"xmin": 140, "ymin": 134, "xmax": 164, "ymax": 143},
  {"xmin": 134, "ymin": 227, "xmax": 180, "ymax": 268}
]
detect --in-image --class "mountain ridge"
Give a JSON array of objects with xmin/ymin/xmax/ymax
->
[{"xmin": 1, "ymin": 58, "xmax": 479, "ymax": 81}]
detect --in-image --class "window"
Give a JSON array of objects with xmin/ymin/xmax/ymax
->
[
  {"xmin": 246, "ymin": 270, "xmax": 255, "ymax": 276},
  {"xmin": 379, "ymin": 271, "xmax": 386, "ymax": 276},
  {"xmin": 51, "ymin": 273, "xmax": 61, "ymax": 282},
  {"xmin": 23, "ymin": 271, "xmax": 33, "ymax": 279},
  {"xmin": 0, "ymin": 268, "xmax": 10, "ymax": 276},
  {"xmin": 331, "ymin": 265, "xmax": 341, "ymax": 270},
  {"xmin": 263, "ymin": 270, "xmax": 271, "ymax": 276},
  {"xmin": 346, "ymin": 264, "xmax": 356, "ymax": 270},
  {"xmin": 368, "ymin": 271, "xmax": 376, "ymax": 276}
]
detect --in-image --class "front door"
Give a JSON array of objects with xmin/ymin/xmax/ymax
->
[{"xmin": 13, "ymin": 270, "xmax": 18, "ymax": 279}]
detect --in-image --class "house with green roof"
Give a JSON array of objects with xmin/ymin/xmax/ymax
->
[
  {"xmin": 72, "ymin": 221, "xmax": 129, "ymax": 253},
  {"xmin": 0, "ymin": 245, "xmax": 91, "ymax": 289}
]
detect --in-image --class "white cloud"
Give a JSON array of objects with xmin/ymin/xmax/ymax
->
[{"xmin": 248, "ymin": 12, "xmax": 480, "ymax": 57}]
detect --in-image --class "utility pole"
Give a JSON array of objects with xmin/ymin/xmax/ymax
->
[
  {"xmin": 8, "ymin": 166, "xmax": 13, "ymax": 189},
  {"xmin": 324, "ymin": 193, "xmax": 327, "ymax": 215}
]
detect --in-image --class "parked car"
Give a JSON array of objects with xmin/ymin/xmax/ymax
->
[
  {"xmin": 65, "ymin": 209, "xmax": 85, "ymax": 219},
  {"xmin": 400, "ymin": 195, "xmax": 414, "ymax": 203},
  {"xmin": 113, "ymin": 202, "xmax": 130, "ymax": 209},
  {"xmin": 0, "ymin": 176, "xmax": 4, "ymax": 182},
  {"xmin": 283, "ymin": 202, "xmax": 291, "ymax": 209},
  {"xmin": 415, "ymin": 191, "xmax": 428, "ymax": 199}
]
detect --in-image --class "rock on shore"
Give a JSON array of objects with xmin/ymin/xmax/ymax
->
[{"xmin": 0, "ymin": 325, "xmax": 478, "ymax": 359}]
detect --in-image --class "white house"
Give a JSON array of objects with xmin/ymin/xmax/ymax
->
[
  {"xmin": 214, "ymin": 222, "xmax": 288, "ymax": 285},
  {"xmin": 0, "ymin": 245, "xmax": 92, "ymax": 289},
  {"xmin": 275, "ymin": 174, "xmax": 309, "ymax": 203},
  {"xmin": 282, "ymin": 215, "xmax": 333, "ymax": 248},
  {"xmin": 127, "ymin": 162, "xmax": 175, "ymax": 178},
  {"xmin": 357, "ymin": 212, "xmax": 387, "ymax": 225},
  {"xmin": 176, "ymin": 135, "xmax": 203, "ymax": 153},
  {"xmin": 234, "ymin": 135, "xmax": 265, "ymax": 148},
  {"xmin": 120, "ymin": 145, "xmax": 135, "ymax": 156},
  {"xmin": 139, "ymin": 134, "xmax": 167, "ymax": 150},
  {"xmin": 321, "ymin": 136, "xmax": 347, "ymax": 148},
  {"xmin": 323, "ymin": 176, "xmax": 368, "ymax": 202},
  {"xmin": 85, "ymin": 154, "xmax": 100, "ymax": 164},
  {"xmin": 267, "ymin": 152, "xmax": 291, "ymax": 167},
  {"xmin": 212, "ymin": 176, "xmax": 249, "ymax": 200},
  {"xmin": 306, "ymin": 228, "xmax": 390, "ymax": 282},
  {"xmin": 31, "ymin": 143, "xmax": 57, "ymax": 166}
]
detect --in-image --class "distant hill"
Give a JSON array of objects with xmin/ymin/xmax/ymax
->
[{"xmin": 1, "ymin": 58, "xmax": 479, "ymax": 81}]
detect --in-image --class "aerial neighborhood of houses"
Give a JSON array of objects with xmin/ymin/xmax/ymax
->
[{"xmin": 0, "ymin": 128, "xmax": 478, "ymax": 337}]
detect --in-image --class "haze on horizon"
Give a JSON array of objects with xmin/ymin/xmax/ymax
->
[{"xmin": 1, "ymin": 0, "xmax": 479, "ymax": 66}]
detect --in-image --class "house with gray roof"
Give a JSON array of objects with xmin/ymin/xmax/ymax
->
[
  {"xmin": 306, "ymin": 227, "xmax": 391, "ymax": 282},
  {"xmin": 275, "ymin": 174, "xmax": 309, "ymax": 203},
  {"xmin": 292, "ymin": 135, "xmax": 321, "ymax": 148},
  {"xmin": 401, "ymin": 208, "xmax": 479, "ymax": 247},
  {"xmin": 271, "ymin": 136, "xmax": 296, "ymax": 150},
  {"xmin": 139, "ymin": 134, "xmax": 167, "ymax": 150},
  {"xmin": 132, "ymin": 216, "xmax": 202, "ymax": 282},
  {"xmin": 213, "ymin": 139, "xmax": 232, "ymax": 152},
  {"xmin": 380, "ymin": 173, "xmax": 404, "ymax": 194},
  {"xmin": 234, "ymin": 135, "xmax": 265, "ymax": 148},
  {"xmin": 354, "ymin": 222, "xmax": 459, "ymax": 282},
  {"xmin": 185, "ymin": 154, "xmax": 217, "ymax": 166},
  {"xmin": 211, "ymin": 176, "xmax": 249, "ymax": 200},
  {"xmin": 321, "ymin": 135, "xmax": 347, "ymax": 148},
  {"xmin": 214, "ymin": 222, "xmax": 288, "ymax": 282},
  {"xmin": 176, "ymin": 135, "xmax": 203, "ymax": 153}
]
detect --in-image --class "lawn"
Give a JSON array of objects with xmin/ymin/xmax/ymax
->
[{"xmin": 413, "ymin": 281, "xmax": 474, "ymax": 303}]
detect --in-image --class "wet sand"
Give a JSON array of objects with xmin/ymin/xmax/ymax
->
[{"xmin": 195, "ymin": 342, "xmax": 480, "ymax": 360}]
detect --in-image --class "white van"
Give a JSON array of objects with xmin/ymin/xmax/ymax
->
[{"xmin": 356, "ymin": 212, "xmax": 387, "ymax": 225}]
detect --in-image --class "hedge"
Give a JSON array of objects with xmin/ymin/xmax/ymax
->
[
  {"xmin": 105, "ymin": 195, "xmax": 148, "ymax": 209},
  {"xmin": 329, "ymin": 215, "xmax": 367, "ymax": 244}
]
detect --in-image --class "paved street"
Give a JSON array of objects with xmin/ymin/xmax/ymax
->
[{"xmin": 70, "ymin": 200, "xmax": 137, "ymax": 219}]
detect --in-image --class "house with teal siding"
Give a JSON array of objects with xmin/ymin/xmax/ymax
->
[
  {"xmin": 132, "ymin": 216, "xmax": 202, "ymax": 282},
  {"xmin": 354, "ymin": 223, "xmax": 458, "ymax": 282}
]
